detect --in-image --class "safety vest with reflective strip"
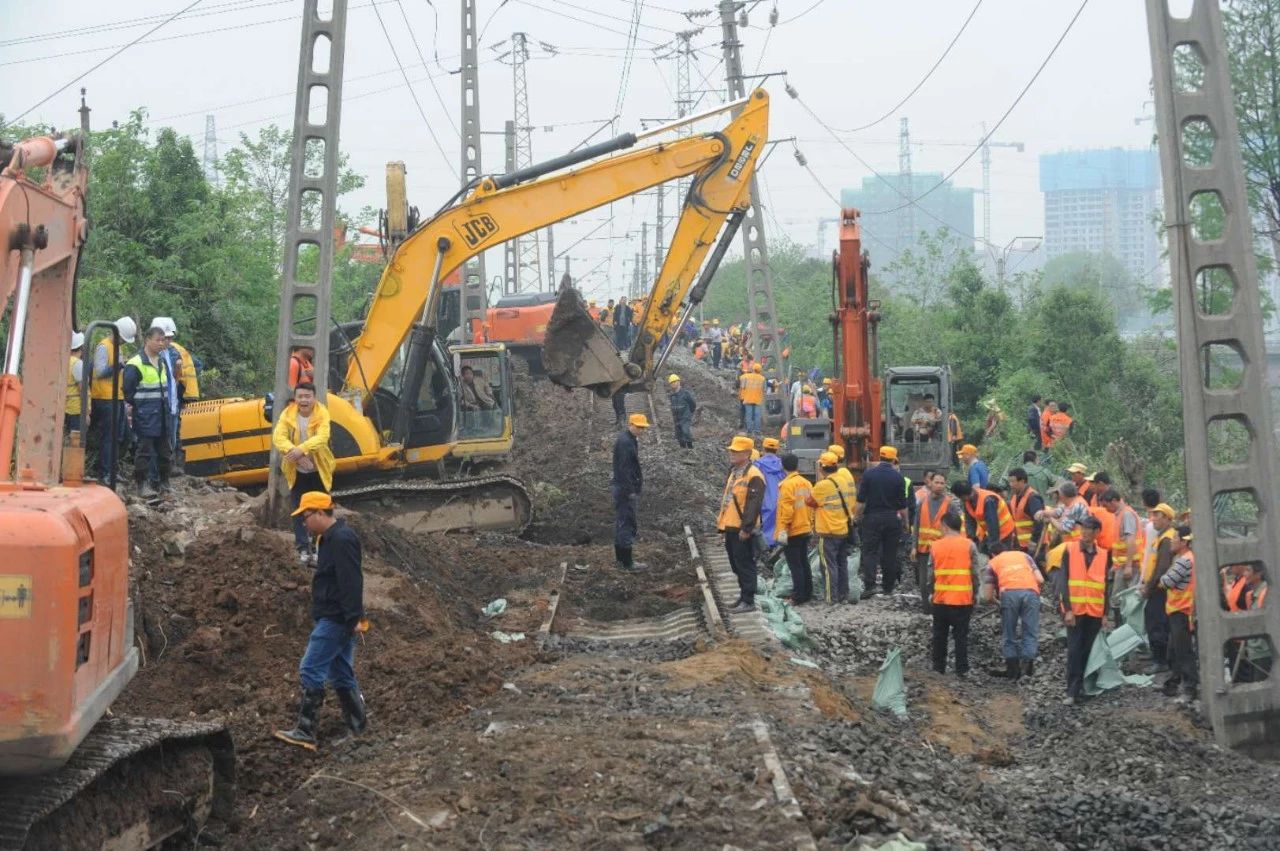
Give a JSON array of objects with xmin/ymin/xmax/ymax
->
[
  {"xmin": 930, "ymin": 535, "xmax": 974, "ymax": 606},
  {"xmin": 1142, "ymin": 526, "xmax": 1177, "ymax": 583},
  {"xmin": 988, "ymin": 550, "xmax": 1042, "ymax": 593},
  {"xmin": 964, "ymin": 488, "xmax": 1015, "ymax": 542},
  {"xmin": 1009, "ymin": 488, "xmax": 1038, "ymax": 549},
  {"xmin": 1089, "ymin": 505, "xmax": 1118, "ymax": 551},
  {"xmin": 1108, "ymin": 504, "xmax": 1143, "ymax": 568},
  {"xmin": 916, "ymin": 494, "xmax": 948, "ymax": 554},
  {"xmin": 124, "ymin": 352, "xmax": 171, "ymax": 436},
  {"xmin": 66, "ymin": 356, "xmax": 82, "ymax": 416},
  {"xmin": 89, "ymin": 337, "xmax": 125, "ymax": 401},
  {"xmin": 1165, "ymin": 551, "xmax": 1196, "ymax": 621},
  {"xmin": 1226, "ymin": 576, "xmax": 1250, "ymax": 612},
  {"xmin": 1065, "ymin": 541, "xmax": 1108, "ymax": 618},
  {"xmin": 717, "ymin": 464, "xmax": 765, "ymax": 531}
]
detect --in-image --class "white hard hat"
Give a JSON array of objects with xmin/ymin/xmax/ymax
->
[
  {"xmin": 150, "ymin": 316, "xmax": 177, "ymax": 337},
  {"xmin": 115, "ymin": 316, "xmax": 137, "ymax": 344},
  {"xmin": 70, "ymin": 331, "xmax": 85, "ymax": 350}
]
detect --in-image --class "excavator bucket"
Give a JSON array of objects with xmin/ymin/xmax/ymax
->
[{"xmin": 543, "ymin": 286, "xmax": 634, "ymax": 395}]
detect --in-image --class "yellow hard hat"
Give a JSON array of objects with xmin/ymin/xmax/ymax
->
[
  {"xmin": 762, "ymin": 437, "xmax": 780, "ymax": 451},
  {"xmin": 822, "ymin": 377, "xmax": 833, "ymax": 386},
  {"xmin": 628, "ymin": 413, "xmax": 651, "ymax": 428},
  {"xmin": 879, "ymin": 445, "xmax": 898, "ymax": 462},
  {"xmin": 752, "ymin": 363, "xmax": 762, "ymax": 373},
  {"xmin": 827, "ymin": 444, "xmax": 845, "ymax": 460},
  {"xmin": 713, "ymin": 319, "xmax": 720, "ymax": 326},
  {"xmin": 802, "ymin": 384, "xmax": 813, "ymax": 393},
  {"xmin": 728, "ymin": 435, "xmax": 755, "ymax": 452},
  {"xmin": 667, "ymin": 374, "xmax": 681, "ymax": 384},
  {"xmin": 818, "ymin": 451, "xmax": 838, "ymax": 467}
]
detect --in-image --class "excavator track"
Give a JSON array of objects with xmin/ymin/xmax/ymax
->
[
  {"xmin": 0, "ymin": 717, "xmax": 234, "ymax": 851},
  {"xmin": 334, "ymin": 472, "xmax": 534, "ymax": 536}
]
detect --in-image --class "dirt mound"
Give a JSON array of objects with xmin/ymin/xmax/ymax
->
[{"xmin": 115, "ymin": 483, "xmax": 571, "ymax": 839}]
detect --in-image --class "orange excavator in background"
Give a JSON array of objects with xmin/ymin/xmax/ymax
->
[
  {"xmin": 785, "ymin": 208, "xmax": 952, "ymax": 484},
  {"xmin": 0, "ymin": 110, "xmax": 233, "ymax": 847}
]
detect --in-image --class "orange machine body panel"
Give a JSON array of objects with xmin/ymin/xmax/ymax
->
[
  {"xmin": 485, "ymin": 301, "xmax": 556, "ymax": 347},
  {"xmin": 0, "ymin": 484, "xmax": 136, "ymax": 775}
]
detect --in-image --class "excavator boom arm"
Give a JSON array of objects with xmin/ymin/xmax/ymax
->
[{"xmin": 344, "ymin": 89, "xmax": 770, "ymax": 396}]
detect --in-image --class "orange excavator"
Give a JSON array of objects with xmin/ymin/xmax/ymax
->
[{"xmin": 0, "ymin": 113, "xmax": 233, "ymax": 846}]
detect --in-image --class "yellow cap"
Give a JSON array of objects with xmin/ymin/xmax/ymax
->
[
  {"xmin": 728, "ymin": 435, "xmax": 755, "ymax": 452},
  {"xmin": 713, "ymin": 319, "xmax": 720, "ymax": 325},
  {"xmin": 822, "ymin": 377, "xmax": 833, "ymax": 385},
  {"xmin": 1151, "ymin": 503, "xmax": 1176, "ymax": 519},
  {"xmin": 762, "ymin": 437, "xmax": 780, "ymax": 450},
  {"xmin": 879, "ymin": 445, "xmax": 898, "ymax": 461},
  {"xmin": 802, "ymin": 384, "xmax": 813, "ymax": 393},
  {"xmin": 827, "ymin": 444, "xmax": 845, "ymax": 460},
  {"xmin": 752, "ymin": 363, "xmax": 762, "ymax": 373},
  {"xmin": 667, "ymin": 373, "xmax": 681, "ymax": 384},
  {"xmin": 957, "ymin": 443, "xmax": 978, "ymax": 456},
  {"xmin": 628, "ymin": 413, "xmax": 651, "ymax": 428},
  {"xmin": 291, "ymin": 491, "xmax": 334, "ymax": 516},
  {"xmin": 818, "ymin": 451, "xmax": 838, "ymax": 467},
  {"xmin": 1067, "ymin": 462, "xmax": 1089, "ymax": 474}
]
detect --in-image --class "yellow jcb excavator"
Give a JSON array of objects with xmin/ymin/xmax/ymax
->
[{"xmin": 182, "ymin": 90, "xmax": 770, "ymax": 534}]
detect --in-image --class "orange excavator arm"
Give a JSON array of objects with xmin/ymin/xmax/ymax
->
[
  {"xmin": 0, "ymin": 131, "xmax": 89, "ymax": 483},
  {"xmin": 831, "ymin": 208, "xmax": 881, "ymax": 472}
]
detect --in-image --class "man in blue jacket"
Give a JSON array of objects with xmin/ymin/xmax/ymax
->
[
  {"xmin": 123, "ymin": 324, "xmax": 178, "ymax": 498},
  {"xmin": 754, "ymin": 437, "xmax": 786, "ymax": 546},
  {"xmin": 276, "ymin": 492, "xmax": 367, "ymax": 750}
]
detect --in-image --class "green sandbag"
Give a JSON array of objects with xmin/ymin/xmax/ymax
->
[
  {"xmin": 1085, "ymin": 631, "xmax": 1154, "ymax": 695},
  {"xmin": 773, "ymin": 558, "xmax": 794, "ymax": 598},
  {"xmin": 1114, "ymin": 584, "xmax": 1147, "ymax": 639},
  {"xmin": 872, "ymin": 647, "xmax": 908, "ymax": 718}
]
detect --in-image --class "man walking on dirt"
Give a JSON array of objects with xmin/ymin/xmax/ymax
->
[
  {"xmin": 276, "ymin": 492, "xmax": 367, "ymax": 751},
  {"xmin": 666, "ymin": 374, "xmax": 697, "ymax": 449},
  {"xmin": 612, "ymin": 413, "xmax": 649, "ymax": 572},
  {"xmin": 718, "ymin": 435, "xmax": 766, "ymax": 613}
]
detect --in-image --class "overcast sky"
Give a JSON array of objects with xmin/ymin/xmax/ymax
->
[{"xmin": 4, "ymin": 0, "xmax": 1160, "ymax": 301}]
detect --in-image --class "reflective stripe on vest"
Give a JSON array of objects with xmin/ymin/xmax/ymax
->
[
  {"xmin": 917, "ymin": 495, "xmax": 947, "ymax": 554},
  {"xmin": 1142, "ymin": 527, "xmax": 1177, "ymax": 583},
  {"xmin": 126, "ymin": 353, "xmax": 169, "ymax": 408},
  {"xmin": 1165, "ymin": 552, "xmax": 1196, "ymax": 620},
  {"xmin": 1066, "ymin": 542, "xmax": 1108, "ymax": 618},
  {"xmin": 1009, "ymin": 488, "xmax": 1037, "ymax": 548},
  {"xmin": 1109, "ymin": 505, "xmax": 1141, "ymax": 565},
  {"xmin": 66, "ymin": 356, "xmax": 82, "ymax": 415},
  {"xmin": 989, "ymin": 550, "xmax": 1041, "ymax": 592},
  {"xmin": 931, "ymin": 535, "xmax": 974, "ymax": 606},
  {"xmin": 965, "ymin": 488, "xmax": 1015, "ymax": 542},
  {"xmin": 717, "ymin": 464, "xmax": 765, "ymax": 530}
]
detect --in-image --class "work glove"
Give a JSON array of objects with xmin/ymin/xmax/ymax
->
[{"xmin": 776, "ymin": 531, "xmax": 789, "ymax": 545}]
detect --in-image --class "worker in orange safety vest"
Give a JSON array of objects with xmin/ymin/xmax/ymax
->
[
  {"xmin": 926, "ymin": 512, "xmax": 980, "ymax": 676},
  {"xmin": 1059, "ymin": 515, "xmax": 1112, "ymax": 705}
]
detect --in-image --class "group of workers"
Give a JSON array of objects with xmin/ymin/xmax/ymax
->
[{"xmin": 71, "ymin": 315, "xmax": 202, "ymax": 496}]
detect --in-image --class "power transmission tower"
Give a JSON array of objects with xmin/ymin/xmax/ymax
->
[
  {"xmin": 503, "ymin": 119, "xmax": 517, "ymax": 295},
  {"xmin": 459, "ymin": 0, "xmax": 488, "ymax": 336},
  {"xmin": 202, "ymin": 114, "xmax": 219, "ymax": 187},
  {"xmin": 268, "ymin": 0, "xmax": 348, "ymax": 516},
  {"xmin": 717, "ymin": 1, "xmax": 786, "ymax": 412},
  {"xmin": 640, "ymin": 222, "xmax": 649, "ymax": 299},
  {"xmin": 1146, "ymin": 0, "xmax": 1280, "ymax": 747},
  {"xmin": 654, "ymin": 187, "xmax": 665, "ymax": 277},
  {"xmin": 899, "ymin": 117, "xmax": 913, "ymax": 253},
  {"xmin": 511, "ymin": 32, "xmax": 542, "ymax": 291},
  {"xmin": 673, "ymin": 29, "xmax": 700, "ymax": 206}
]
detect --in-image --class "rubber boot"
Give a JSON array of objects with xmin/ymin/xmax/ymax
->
[
  {"xmin": 335, "ymin": 687, "xmax": 368, "ymax": 737},
  {"xmin": 274, "ymin": 688, "xmax": 325, "ymax": 751},
  {"xmin": 1022, "ymin": 658, "xmax": 1035, "ymax": 678},
  {"xmin": 1006, "ymin": 657, "xmax": 1022, "ymax": 682},
  {"xmin": 138, "ymin": 478, "xmax": 158, "ymax": 499},
  {"xmin": 617, "ymin": 547, "xmax": 646, "ymax": 572}
]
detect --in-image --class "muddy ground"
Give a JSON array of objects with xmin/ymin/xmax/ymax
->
[{"xmin": 111, "ymin": 350, "xmax": 1280, "ymax": 850}]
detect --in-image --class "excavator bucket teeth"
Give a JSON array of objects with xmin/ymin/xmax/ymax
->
[{"xmin": 543, "ymin": 286, "xmax": 632, "ymax": 395}]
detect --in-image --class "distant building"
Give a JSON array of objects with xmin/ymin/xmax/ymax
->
[
  {"xmin": 841, "ymin": 173, "xmax": 976, "ymax": 266},
  {"xmin": 1040, "ymin": 148, "xmax": 1162, "ymax": 286}
]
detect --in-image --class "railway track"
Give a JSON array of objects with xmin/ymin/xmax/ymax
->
[{"xmin": 539, "ymin": 524, "xmax": 817, "ymax": 849}]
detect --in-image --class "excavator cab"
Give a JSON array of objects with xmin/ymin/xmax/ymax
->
[
  {"xmin": 451, "ymin": 343, "xmax": 515, "ymax": 463},
  {"xmin": 884, "ymin": 366, "xmax": 953, "ymax": 483}
]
